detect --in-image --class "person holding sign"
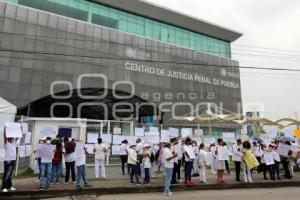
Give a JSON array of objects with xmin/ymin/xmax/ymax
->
[
  {"xmin": 183, "ymin": 138, "xmax": 195, "ymax": 186},
  {"xmin": 163, "ymin": 142, "xmax": 177, "ymax": 196},
  {"xmin": 232, "ymin": 139, "xmax": 243, "ymax": 182},
  {"xmin": 127, "ymin": 144, "xmax": 141, "ymax": 185},
  {"xmin": 197, "ymin": 143, "xmax": 207, "ymax": 183},
  {"xmin": 242, "ymin": 141, "xmax": 259, "ymax": 183},
  {"xmin": 170, "ymin": 138, "xmax": 179, "ymax": 185},
  {"xmin": 64, "ymin": 138, "xmax": 76, "ymax": 184},
  {"xmin": 1, "ymin": 131, "xmax": 18, "ymax": 193},
  {"xmin": 94, "ymin": 138, "xmax": 109, "ymax": 180},
  {"xmin": 214, "ymin": 138, "xmax": 226, "ymax": 185},
  {"xmin": 142, "ymin": 144, "xmax": 151, "ymax": 184},
  {"xmin": 75, "ymin": 141, "xmax": 92, "ymax": 189},
  {"xmin": 120, "ymin": 140, "xmax": 129, "ymax": 175},
  {"xmin": 39, "ymin": 137, "xmax": 55, "ymax": 191}
]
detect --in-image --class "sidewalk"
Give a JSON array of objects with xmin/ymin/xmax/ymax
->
[{"xmin": 2, "ymin": 169, "xmax": 300, "ymax": 199}]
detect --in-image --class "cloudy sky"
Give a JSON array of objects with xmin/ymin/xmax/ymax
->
[{"xmin": 149, "ymin": 0, "xmax": 300, "ymax": 119}]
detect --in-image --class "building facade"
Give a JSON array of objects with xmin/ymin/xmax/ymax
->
[{"xmin": 0, "ymin": 0, "xmax": 242, "ymax": 124}]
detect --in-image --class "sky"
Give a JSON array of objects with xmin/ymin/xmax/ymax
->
[{"xmin": 148, "ymin": 0, "xmax": 300, "ymax": 120}]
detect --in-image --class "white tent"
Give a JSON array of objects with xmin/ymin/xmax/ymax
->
[{"xmin": 0, "ymin": 97, "xmax": 17, "ymax": 122}]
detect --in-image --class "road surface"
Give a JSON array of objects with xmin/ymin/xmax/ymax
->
[{"xmin": 46, "ymin": 187, "xmax": 300, "ymax": 200}]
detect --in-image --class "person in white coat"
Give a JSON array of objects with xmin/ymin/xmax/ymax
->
[
  {"xmin": 94, "ymin": 138, "xmax": 109, "ymax": 179},
  {"xmin": 232, "ymin": 139, "xmax": 243, "ymax": 182},
  {"xmin": 197, "ymin": 143, "xmax": 207, "ymax": 183}
]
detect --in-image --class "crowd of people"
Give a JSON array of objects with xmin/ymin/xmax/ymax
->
[
  {"xmin": 1, "ymin": 132, "xmax": 300, "ymax": 196},
  {"xmin": 118, "ymin": 137, "xmax": 300, "ymax": 196}
]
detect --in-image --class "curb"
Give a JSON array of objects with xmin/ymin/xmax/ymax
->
[{"xmin": 2, "ymin": 181, "xmax": 300, "ymax": 199}]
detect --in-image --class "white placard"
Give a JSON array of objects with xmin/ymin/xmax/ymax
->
[
  {"xmin": 264, "ymin": 152, "xmax": 275, "ymax": 165},
  {"xmin": 40, "ymin": 127, "xmax": 56, "ymax": 138},
  {"xmin": 291, "ymin": 144, "xmax": 299, "ymax": 153},
  {"xmin": 277, "ymin": 143, "xmax": 291, "ymax": 156},
  {"xmin": 169, "ymin": 128, "xmax": 179, "ymax": 137},
  {"xmin": 147, "ymin": 131, "xmax": 159, "ymax": 136},
  {"xmin": 113, "ymin": 127, "xmax": 122, "ymax": 135},
  {"xmin": 86, "ymin": 144, "xmax": 95, "ymax": 154},
  {"xmin": 75, "ymin": 143, "xmax": 85, "ymax": 158},
  {"xmin": 145, "ymin": 135, "xmax": 160, "ymax": 145},
  {"xmin": 128, "ymin": 136, "xmax": 139, "ymax": 145},
  {"xmin": 87, "ymin": 133, "xmax": 99, "ymax": 144},
  {"xmin": 24, "ymin": 132, "xmax": 32, "ymax": 144},
  {"xmin": 38, "ymin": 144, "xmax": 55, "ymax": 160},
  {"xmin": 18, "ymin": 145, "xmax": 26, "ymax": 158},
  {"xmin": 5, "ymin": 122, "xmax": 22, "ymax": 138},
  {"xmin": 101, "ymin": 134, "xmax": 112, "ymax": 144},
  {"xmin": 184, "ymin": 146, "xmax": 196, "ymax": 159},
  {"xmin": 22, "ymin": 123, "xmax": 28, "ymax": 132},
  {"xmin": 217, "ymin": 146, "xmax": 229, "ymax": 161},
  {"xmin": 149, "ymin": 127, "xmax": 159, "ymax": 133},
  {"xmin": 25, "ymin": 145, "xmax": 32, "ymax": 156},
  {"xmin": 160, "ymin": 130, "xmax": 170, "ymax": 143},
  {"xmin": 112, "ymin": 145, "xmax": 121, "ymax": 155},
  {"xmin": 223, "ymin": 132, "xmax": 235, "ymax": 142},
  {"xmin": 195, "ymin": 129, "xmax": 203, "ymax": 137},
  {"xmin": 263, "ymin": 126, "xmax": 278, "ymax": 138},
  {"xmin": 135, "ymin": 128, "xmax": 145, "ymax": 137},
  {"xmin": 113, "ymin": 135, "xmax": 128, "ymax": 145},
  {"xmin": 181, "ymin": 128, "xmax": 192, "ymax": 138}
]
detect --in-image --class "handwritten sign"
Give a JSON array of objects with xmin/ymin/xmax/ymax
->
[
  {"xmin": 223, "ymin": 132, "xmax": 235, "ymax": 142},
  {"xmin": 113, "ymin": 127, "xmax": 122, "ymax": 135},
  {"xmin": 5, "ymin": 122, "xmax": 22, "ymax": 138},
  {"xmin": 160, "ymin": 130, "xmax": 170, "ymax": 143},
  {"xmin": 87, "ymin": 133, "xmax": 99, "ymax": 144},
  {"xmin": 169, "ymin": 128, "xmax": 179, "ymax": 137},
  {"xmin": 40, "ymin": 127, "xmax": 56, "ymax": 138},
  {"xmin": 112, "ymin": 145, "xmax": 121, "ymax": 155},
  {"xmin": 86, "ymin": 144, "xmax": 95, "ymax": 154},
  {"xmin": 277, "ymin": 143, "xmax": 291, "ymax": 156},
  {"xmin": 38, "ymin": 144, "xmax": 55, "ymax": 160},
  {"xmin": 181, "ymin": 128, "xmax": 192, "ymax": 138},
  {"xmin": 135, "ymin": 128, "xmax": 145, "ymax": 137}
]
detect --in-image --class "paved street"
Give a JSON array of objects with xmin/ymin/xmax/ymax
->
[{"xmin": 45, "ymin": 187, "xmax": 300, "ymax": 200}]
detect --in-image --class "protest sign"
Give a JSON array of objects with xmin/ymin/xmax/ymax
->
[
  {"xmin": 160, "ymin": 130, "xmax": 170, "ymax": 143},
  {"xmin": 169, "ymin": 128, "xmax": 179, "ymax": 137},
  {"xmin": 181, "ymin": 128, "xmax": 192, "ymax": 138},
  {"xmin": 5, "ymin": 122, "xmax": 22, "ymax": 138},
  {"xmin": 87, "ymin": 133, "xmax": 99, "ymax": 144},
  {"xmin": 277, "ymin": 143, "xmax": 291, "ymax": 156},
  {"xmin": 135, "ymin": 128, "xmax": 145, "ymax": 137},
  {"xmin": 111, "ymin": 145, "xmax": 121, "ymax": 155}
]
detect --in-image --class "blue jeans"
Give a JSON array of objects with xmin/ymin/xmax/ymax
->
[
  {"xmin": 164, "ymin": 167, "xmax": 173, "ymax": 194},
  {"xmin": 40, "ymin": 162, "xmax": 52, "ymax": 189},
  {"xmin": 51, "ymin": 163, "xmax": 62, "ymax": 183},
  {"xmin": 1, "ymin": 160, "xmax": 16, "ymax": 190},
  {"xmin": 76, "ymin": 165, "xmax": 90, "ymax": 188},
  {"xmin": 144, "ymin": 168, "xmax": 150, "ymax": 183},
  {"xmin": 185, "ymin": 161, "xmax": 193, "ymax": 181}
]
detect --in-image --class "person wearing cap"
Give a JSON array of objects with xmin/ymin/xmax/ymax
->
[
  {"xmin": 127, "ymin": 144, "xmax": 140, "ymax": 185},
  {"xmin": 39, "ymin": 137, "xmax": 54, "ymax": 191},
  {"xmin": 142, "ymin": 144, "xmax": 151, "ymax": 184},
  {"xmin": 163, "ymin": 142, "xmax": 177, "ymax": 196},
  {"xmin": 120, "ymin": 140, "xmax": 129, "ymax": 175},
  {"xmin": 1, "ymin": 130, "xmax": 18, "ymax": 193},
  {"xmin": 232, "ymin": 139, "xmax": 243, "ymax": 182}
]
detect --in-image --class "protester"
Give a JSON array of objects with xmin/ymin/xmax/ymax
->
[
  {"xmin": 271, "ymin": 144, "xmax": 281, "ymax": 180},
  {"xmin": 170, "ymin": 137, "xmax": 179, "ymax": 185},
  {"xmin": 163, "ymin": 142, "xmax": 177, "ymax": 196},
  {"xmin": 142, "ymin": 144, "xmax": 151, "ymax": 184},
  {"xmin": 127, "ymin": 144, "xmax": 140, "ymax": 185},
  {"xmin": 232, "ymin": 139, "xmax": 243, "ymax": 182},
  {"xmin": 183, "ymin": 138, "xmax": 194, "ymax": 186},
  {"xmin": 281, "ymin": 141, "xmax": 292, "ymax": 179},
  {"xmin": 51, "ymin": 139, "xmax": 63, "ymax": 184},
  {"xmin": 175, "ymin": 138, "xmax": 183, "ymax": 182},
  {"xmin": 39, "ymin": 137, "xmax": 54, "ymax": 191},
  {"xmin": 192, "ymin": 141, "xmax": 199, "ymax": 176},
  {"xmin": 120, "ymin": 140, "xmax": 129, "ymax": 175},
  {"xmin": 198, "ymin": 143, "xmax": 207, "ymax": 183},
  {"xmin": 94, "ymin": 138, "xmax": 109, "ymax": 180},
  {"xmin": 242, "ymin": 141, "xmax": 259, "ymax": 182},
  {"xmin": 1, "ymin": 132, "xmax": 18, "ymax": 193},
  {"xmin": 252, "ymin": 141, "xmax": 262, "ymax": 173},
  {"xmin": 64, "ymin": 138, "xmax": 76, "ymax": 184},
  {"xmin": 136, "ymin": 138, "xmax": 144, "ymax": 177},
  {"xmin": 75, "ymin": 141, "xmax": 91, "ymax": 189},
  {"xmin": 214, "ymin": 138, "xmax": 226, "ymax": 184},
  {"xmin": 223, "ymin": 142, "xmax": 230, "ymax": 175}
]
